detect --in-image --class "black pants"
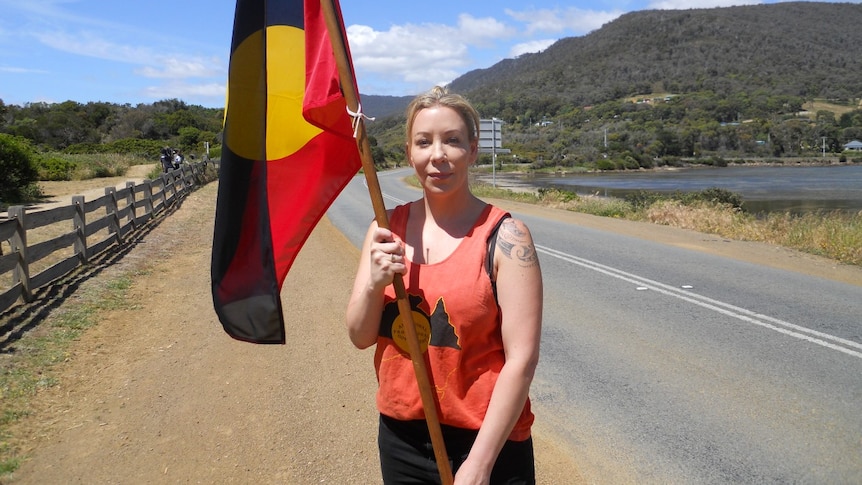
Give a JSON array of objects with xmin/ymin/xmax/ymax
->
[{"xmin": 378, "ymin": 414, "xmax": 535, "ymax": 484}]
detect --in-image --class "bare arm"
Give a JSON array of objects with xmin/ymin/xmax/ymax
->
[
  {"xmin": 455, "ymin": 218, "xmax": 543, "ymax": 484},
  {"xmin": 345, "ymin": 221, "xmax": 405, "ymax": 349}
]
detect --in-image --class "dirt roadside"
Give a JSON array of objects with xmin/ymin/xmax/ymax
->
[
  {"xmin": 2, "ymin": 178, "xmax": 585, "ymax": 484},
  {"xmin": 4, "ymin": 170, "xmax": 860, "ymax": 484}
]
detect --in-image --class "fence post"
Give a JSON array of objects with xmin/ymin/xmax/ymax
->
[
  {"xmin": 188, "ymin": 162, "xmax": 199, "ymax": 186},
  {"xmin": 160, "ymin": 174, "xmax": 170, "ymax": 210},
  {"xmin": 73, "ymin": 195, "xmax": 88, "ymax": 265},
  {"xmin": 182, "ymin": 165, "xmax": 192, "ymax": 193},
  {"xmin": 126, "ymin": 181, "xmax": 137, "ymax": 228},
  {"xmin": 143, "ymin": 181, "xmax": 154, "ymax": 219},
  {"xmin": 106, "ymin": 187, "xmax": 122, "ymax": 244},
  {"xmin": 167, "ymin": 173, "xmax": 176, "ymax": 204},
  {"xmin": 177, "ymin": 166, "xmax": 187, "ymax": 196},
  {"xmin": 8, "ymin": 205, "xmax": 32, "ymax": 303}
]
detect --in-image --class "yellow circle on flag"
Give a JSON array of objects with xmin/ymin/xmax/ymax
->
[{"xmin": 225, "ymin": 25, "xmax": 322, "ymax": 162}]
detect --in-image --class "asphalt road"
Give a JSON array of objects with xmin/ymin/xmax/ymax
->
[{"xmin": 327, "ymin": 168, "xmax": 862, "ymax": 484}]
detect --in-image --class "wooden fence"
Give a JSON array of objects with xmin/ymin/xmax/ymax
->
[{"xmin": 0, "ymin": 161, "xmax": 215, "ymax": 314}]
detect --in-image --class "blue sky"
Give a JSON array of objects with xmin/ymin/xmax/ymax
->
[{"xmin": 0, "ymin": 0, "xmax": 856, "ymax": 109}]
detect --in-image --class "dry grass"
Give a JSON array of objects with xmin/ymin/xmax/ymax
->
[
  {"xmin": 645, "ymin": 200, "xmax": 750, "ymax": 235},
  {"xmin": 643, "ymin": 201, "xmax": 862, "ymax": 266}
]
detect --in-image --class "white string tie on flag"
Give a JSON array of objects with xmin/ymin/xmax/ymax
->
[{"xmin": 347, "ymin": 103, "xmax": 375, "ymax": 138}]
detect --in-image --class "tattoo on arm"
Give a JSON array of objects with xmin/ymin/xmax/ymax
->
[{"xmin": 497, "ymin": 219, "xmax": 539, "ymax": 268}]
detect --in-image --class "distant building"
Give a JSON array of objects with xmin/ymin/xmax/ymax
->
[{"xmin": 844, "ymin": 140, "xmax": 862, "ymax": 151}]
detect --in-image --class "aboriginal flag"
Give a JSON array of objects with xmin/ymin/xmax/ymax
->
[{"xmin": 212, "ymin": 0, "xmax": 361, "ymax": 344}]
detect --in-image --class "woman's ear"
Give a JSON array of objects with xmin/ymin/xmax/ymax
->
[{"xmin": 405, "ymin": 143, "xmax": 413, "ymax": 166}]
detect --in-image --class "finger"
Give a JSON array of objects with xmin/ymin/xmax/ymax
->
[{"xmin": 373, "ymin": 227, "xmax": 394, "ymax": 243}]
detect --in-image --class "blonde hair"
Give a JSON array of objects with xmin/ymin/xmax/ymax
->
[{"xmin": 405, "ymin": 86, "xmax": 481, "ymax": 146}]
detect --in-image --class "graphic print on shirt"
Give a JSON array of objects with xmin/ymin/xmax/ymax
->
[{"xmin": 380, "ymin": 294, "xmax": 461, "ymax": 353}]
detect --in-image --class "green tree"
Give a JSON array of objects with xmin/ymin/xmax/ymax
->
[
  {"xmin": 0, "ymin": 134, "xmax": 41, "ymax": 203},
  {"xmin": 0, "ymin": 98, "xmax": 7, "ymax": 129}
]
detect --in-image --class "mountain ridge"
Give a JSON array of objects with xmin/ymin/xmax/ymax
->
[{"xmin": 442, "ymin": 2, "xmax": 861, "ymax": 110}]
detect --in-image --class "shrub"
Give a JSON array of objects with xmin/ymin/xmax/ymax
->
[
  {"xmin": 208, "ymin": 144, "xmax": 222, "ymax": 161},
  {"xmin": 595, "ymin": 159, "xmax": 615, "ymax": 171},
  {"xmin": 0, "ymin": 134, "xmax": 42, "ymax": 203},
  {"xmin": 710, "ymin": 156, "xmax": 728, "ymax": 167},
  {"xmin": 619, "ymin": 155, "xmax": 640, "ymax": 170},
  {"xmin": 64, "ymin": 139, "xmax": 167, "ymax": 160},
  {"xmin": 626, "ymin": 187, "xmax": 744, "ymax": 211},
  {"xmin": 574, "ymin": 196, "xmax": 632, "ymax": 217},
  {"xmin": 538, "ymin": 187, "xmax": 579, "ymax": 203},
  {"xmin": 147, "ymin": 164, "xmax": 164, "ymax": 180},
  {"xmin": 624, "ymin": 190, "xmax": 664, "ymax": 210},
  {"xmin": 106, "ymin": 138, "xmax": 165, "ymax": 158},
  {"xmin": 696, "ymin": 187, "xmax": 743, "ymax": 209},
  {"xmin": 674, "ymin": 187, "xmax": 743, "ymax": 210},
  {"xmin": 63, "ymin": 142, "xmax": 109, "ymax": 155},
  {"xmin": 36, "ymin": 156, "xmax": 77, "ymax": 181}
]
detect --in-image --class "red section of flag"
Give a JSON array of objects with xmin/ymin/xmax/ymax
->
[
  {"xmin": 302, "ymin": 0, "xmax": 356, "ymax": 137},
  {"xmin": 267, "ymin": 130, "xmax": 359, "ymax": 288}
]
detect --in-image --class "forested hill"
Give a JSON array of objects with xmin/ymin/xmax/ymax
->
[{"xmin": 448, "ymin": 2, "xmax": 862, "ymax": 110}]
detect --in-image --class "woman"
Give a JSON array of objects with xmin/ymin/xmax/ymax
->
[{"xmin": 346, "ymin": 86, "xmax": 543, "ymax": 484}]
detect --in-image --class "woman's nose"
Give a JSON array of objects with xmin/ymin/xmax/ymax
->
[{"xmin": 430, "ymin": 141, "xmax": 446, "ymax": 161}]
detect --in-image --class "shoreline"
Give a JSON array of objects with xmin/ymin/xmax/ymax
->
[
  {"xmin": 480, "ymin": 157, "xmax": 861, "ymax": 177},
  {"xmin": 473, "ymin": 161, "xmax": 862, "ymax": 210}
]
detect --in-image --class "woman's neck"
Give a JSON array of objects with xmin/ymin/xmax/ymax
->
[
  {"xmin": 407, "ymin": 193, "xmax": 487, "ymax": 264},
  {"xmin": 420, "ymin": 190, "xmax": 484, "ymax": 230}
]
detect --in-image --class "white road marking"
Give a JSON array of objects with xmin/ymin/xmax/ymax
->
[{"xmin": 537, "ymin": 244, "xmax": 862, "ymax": 360}]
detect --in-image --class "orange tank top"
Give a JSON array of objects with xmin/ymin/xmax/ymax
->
[{"xmin": 374, "ymin": 202, "xmax": 533, "ymax": 441}]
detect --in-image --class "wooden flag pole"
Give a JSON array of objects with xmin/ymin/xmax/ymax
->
[{"xmin": 318, "ymin": 1, "xmax": 455, "ymax": 484}]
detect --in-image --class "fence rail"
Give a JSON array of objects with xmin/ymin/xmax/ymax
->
[{"xmin": 0, "ymin": 161, "xmax": 214, "ymax": 314}]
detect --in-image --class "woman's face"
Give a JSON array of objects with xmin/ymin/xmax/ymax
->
[{"xmin": 407, "ymin": 106, "xmax": 478, "ymax": 195}]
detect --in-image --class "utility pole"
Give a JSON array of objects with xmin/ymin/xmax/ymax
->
[{"xmin": 822, "ymin": 136, "xmax": 826, "ymax": 157}]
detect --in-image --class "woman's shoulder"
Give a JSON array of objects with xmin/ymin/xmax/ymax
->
[{"xmin": 486, "ymin": 203, "xmax": 510, "ymax": 221}]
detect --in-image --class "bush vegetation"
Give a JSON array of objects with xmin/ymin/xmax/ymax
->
[
  {"xmin": 34, "ymin": 153, "xmax": 150, "ymax": 181},
  {"xmin": 0, "ymin": 98, "xmax": 220, "ymax": 204},
  {"xmin": 0, "ymin": 134, "xmax": 42, "ymax": 203}
]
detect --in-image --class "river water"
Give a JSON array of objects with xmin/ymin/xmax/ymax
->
[{"xmin": 500, "ymin": 164, "xmax": 862, "ymax": 214}]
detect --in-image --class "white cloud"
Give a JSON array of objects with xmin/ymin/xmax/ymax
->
[
  {"xmin": 142, "ymin": 81, "xmax": 226, "ymax": 101},
  {"xmin": 346, "ymin": 13, "xmax": 522, "ymax": 93},
  {"xmin": 0, "ymin": 66, "xmax": 49, "ymax": 74},
  {"xmin": 509, "ymin": 39, "xmax": 556, "ymax": 58},
  {"xmin": 0, "ymin": 0, "xmax": 154, "ymax": 37},
  {"xmin": 34, "ymin": 30, "xmax": 155, "ymax": 64},
  {"xmin": 347, "ymin": 22, "xmax": 471, "ymax": 91},
  {"xmin": 457, "ymin": 13, "xmax": 516, "ymax": 46},
  {"xmin": 135, "ymin": 56, "xmax": 223, "ymax": 79},
  {"xmin": 33, "ymin": 30, "xmax": 223, "ymax": 81},
  {"xmin": 505, "ymin": 7, "xmax": 624, "ymax": 35}
]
